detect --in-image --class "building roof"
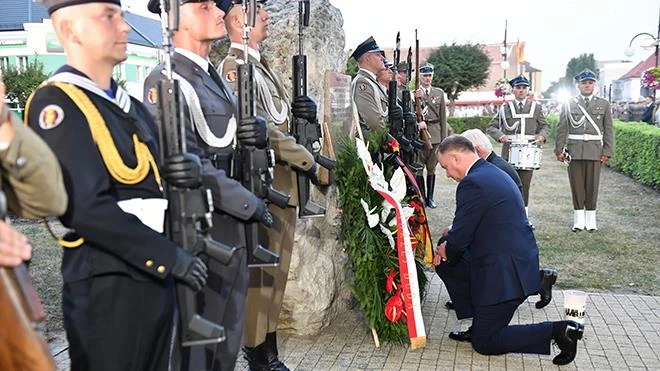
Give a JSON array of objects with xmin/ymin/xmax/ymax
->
[
  {"xmin": 619, "ymin": 53, "xmax": 656, "ymax": 80},
  {"xmin": 0, "ymin": 0, "xmax": 161, "ymax": 48}
]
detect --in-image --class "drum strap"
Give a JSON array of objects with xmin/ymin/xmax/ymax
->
[{"xmin": 501, "ymin": 101, "xmax": 536, "ymax": 134}]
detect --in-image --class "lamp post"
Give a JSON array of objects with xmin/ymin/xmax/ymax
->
[
  {"xmin": 624, "ymin": 5, "xmax": 660, "ymax": 99},
  {"xmin": 500, "ymin": 19, "xmax": 510, "ymax": 79}
]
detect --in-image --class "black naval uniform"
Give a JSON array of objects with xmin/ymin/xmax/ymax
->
[
  {"xmin": 144, "ymin": 51, "xmax": 263, "ymax": 371},
  {"xmin": 26, "ymin": 66, "xmax": 181, "ymax": 371}
]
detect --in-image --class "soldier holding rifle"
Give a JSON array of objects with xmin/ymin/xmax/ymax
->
[
  {"xmin": 143, "ymin": 1, "xmax": 273, "ymax": 369},
  {"xmin": 27, "ymin": 1, "xmax": 207, "ymax": 369}
]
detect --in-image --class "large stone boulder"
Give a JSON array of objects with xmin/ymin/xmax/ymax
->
[{"xmin": 212, "ymin": 0, "xmax": 353, "ymax": 335}]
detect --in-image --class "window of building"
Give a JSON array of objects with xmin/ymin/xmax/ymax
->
[
  {"xmin": 16, "ymin": 56, "xmax": 28, "ymax": 71},
  {"xmin": 0, "ymin": 57, "xmax": 8, "ymax": 72}
]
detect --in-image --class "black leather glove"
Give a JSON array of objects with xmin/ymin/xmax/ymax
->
[
  {"xmin": 162, "ymin": 153, "xmax": 202, "ymax": 189},
  {"xmin": 389, "ymin": 104, "xmax": 403, "ymax": 121},
  {"xmin": 291, "ymin": 95, "xmax": 317, "ymax": 122},
  {"xmin": 306, "ymin": 163, "xmax": 321, "ymax": 186},
  {"xmin": 171, "ymin": 249, "xmax": 208, "ymax": 292},
  {"xmin": 251, "ymin": 201, "xmax": 273, "ymax": 228},
  {"xmin": 403, "ymin": 112, "xmax": 416, "ymax": 126},
  {"xmin": 237, "ymin": 115, "xmax": 268, "ymax": 149}
]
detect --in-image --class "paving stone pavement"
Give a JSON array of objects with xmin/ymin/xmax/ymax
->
[{"xmin": 50, "ymin": 273, "xmax": 660, "ymax": 370}]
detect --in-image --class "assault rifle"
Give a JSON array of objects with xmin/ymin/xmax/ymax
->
[
  {"xmin": 0, "ymin": 190, "xmax": 55, "ymax": 371},
  {"xmin": 234, "ymin": 0, "xmax": 290, "ymax": 267},
  {"xmin": 415, "ymin": 29, "xmax": 433, "ymax": 151},
  {"xmin": 155, "ymin": 0, "xmax": 230, "ymax": 347},
  {"xmin": 401, "ymin": 46, "xmax": 423, "ymax": 173},
  {"xmin": 291, "ymin": 0, "xmax": 335, "ymax": 218},
  {"xmin": 387, "ymin": 32, "xmax": 413, "ymax": 157}
]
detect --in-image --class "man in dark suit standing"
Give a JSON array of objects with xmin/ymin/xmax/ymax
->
[
  {"xmin": 144, "ymin": 1, "xmax": 272, "ymax": 370},
  {"xmin": 433, "ymin": 135, "xmax": 582, "ymax": 365}
]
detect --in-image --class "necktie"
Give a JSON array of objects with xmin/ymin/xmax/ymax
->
[
  {"xmin": 208, "ymin": 65, "xmax": 230, "ymax": 100},
  {"xmin": 584, "ymin": 97, "xmax": 590, "ymax": 108},
  {"xmin": 518, "ymin": 102, "xmax": 523, "ymax": 111}
]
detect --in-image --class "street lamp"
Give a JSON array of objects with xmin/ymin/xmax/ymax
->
[
  {"xmin": 501, "ymin": 19, "xmax": 510, "ymax": 79},
  {"xmin": 624, "ymin": 6, "xmax": 660, "ymax": 98}
]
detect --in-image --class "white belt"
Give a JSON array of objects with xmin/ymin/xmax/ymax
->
[
  {"xmin": 118, "ymin": 198, "xmax": 168, "ymax": 233},
  {"xmin": 568, "ymin": 134, "xmax": 602, "ymax": 142}
]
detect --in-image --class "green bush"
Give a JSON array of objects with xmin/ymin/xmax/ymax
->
[
  {"xmin": 609, "ymin": 121, "xmax": 660, "ymax": 189},
  {"xmin": 447, "ymin": 116, "xmax": 492, "ymax": 134},
  {"xmin": 547, "ymin": 114, "xmax": 559, "ymax": 141}
]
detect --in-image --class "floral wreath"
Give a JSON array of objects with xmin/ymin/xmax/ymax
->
[
  {"xmin": 641, "ymin": 67, "xmax": 660, "ymax": 90},
  {"xmin": 494, "ymin": 78, "xmax": 511, "ymax": 97}
]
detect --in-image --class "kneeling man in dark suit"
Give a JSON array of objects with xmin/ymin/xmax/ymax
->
[{"xmin": 433, "ymin": 135, "xmax": 582, "ymax": 365}]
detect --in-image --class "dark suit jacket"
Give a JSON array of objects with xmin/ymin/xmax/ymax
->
[
  {"xmin": 486, "ymin": 151, "xmax": 524, "ymax": 197},
  {"xmin": 641, "ymin": 103, "xmax": 654, "ymax": 124},
  {"xmin": 445, "ymin": 158, "xmax": 541, "ymax": 306}
]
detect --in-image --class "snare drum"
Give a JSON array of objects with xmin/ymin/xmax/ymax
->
[{"xmin": 508, "ymin": 141, "xmax": 542, "ymax": 170}]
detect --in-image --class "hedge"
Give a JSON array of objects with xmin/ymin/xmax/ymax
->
[
  {"xmin": 609, "ymin": 121, "xmax": 660, "ymax": 190},
  {"xmin": 447, "ymin": 116, "xmax": 492, "ymax": 134}
]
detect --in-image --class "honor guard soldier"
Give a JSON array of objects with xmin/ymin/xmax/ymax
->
[
  {"xmin": 555, "ymin": 69, "xmax": 614, "ymax": 232},
  {"xmin": 351, "ymin": 36, "xmax": 394, "ymax": 136},
  {"xmin": 143, "ymin": 1, "xmax": 272, "ymax": 370},
  {"xmin": 27, "ymin": 1, "xmax": 208, "ymax": 369},
  {"xmin": 487, "ymin": 74, "xmax": 549, "ymax": 225},
  {"xmin": 221, "ymin": 2, "xmax": 321, "ymax": 370},
  {"xmin": 415, "ymin": 64, "xmax": 448, "ymax": 208}
]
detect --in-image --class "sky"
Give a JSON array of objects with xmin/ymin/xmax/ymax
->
[{"xmin": 126, "ymin": 0, "xmax": 659, "ymax": 89}]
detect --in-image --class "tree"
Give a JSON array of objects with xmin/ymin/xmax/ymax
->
[
  {"xmin": 2, "ymin": 59, "xmax": 49, "ymax": 108},
  {"xmin": 543, "ymin": 77, "xmax": 568, "ymax": 99},
  {"xmin": 565, "ymin": 53, "xmax": 597, "ymax": 83},
  {"xmin": 345, "ymin": 57, "xmax": 358, "ymax": 79},
  {"xmin": 426, "ymin": 43, "xmax": 491, "ymax": 104}
]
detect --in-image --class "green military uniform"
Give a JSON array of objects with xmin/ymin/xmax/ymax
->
[
  {"xmin": 1, "ymin": 107, "xmax": 67, "ymax": 218},
  {"xmin": 416, "ymin": 64, "xmax": 448, "ymax": 208},
  {"xmin": 554, "ymin": 70, "xmax": 614, "ymax": 231},
  {"xmin": 352, "ymin": 68, "xmax": 388, "ymax": 134},
  {"xmin": 486, "ymin": 79, "xmax": 549, "ymax": 209},
  {"xmin": 220, "ymin": 44, "xmax": 315, "ymax": 349}
]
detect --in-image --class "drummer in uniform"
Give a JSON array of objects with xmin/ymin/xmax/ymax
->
[
  {"xmin": 486, "ymin": 74, "xmax": 548, "ymax": 226},
  {"xmin": 554, "ymin": 69, "xmax": 614, "ymax": 232}
]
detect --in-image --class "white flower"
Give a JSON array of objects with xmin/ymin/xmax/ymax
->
[{"xmin": 360, "ymin": 198, "xmax": 380, "ymax": 228}]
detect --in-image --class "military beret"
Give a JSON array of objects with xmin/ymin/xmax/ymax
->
[
  {"xmin": 419, "ymin": 64, "xmax": 434, "ymax": 75},
  {"xmin": 351, "ymin": 36, "xmax": 383, "ymax": 61},
  {"xmin": 574, "ymin": 69, "xmax": 597, "ymax": 82},
  {"xmin": 509, "ymin": 74, "xmax": 530, "ymax": 87},
  {"xmin": 35, "ymin": 0, "xmax": 120, "ymax": 15}
]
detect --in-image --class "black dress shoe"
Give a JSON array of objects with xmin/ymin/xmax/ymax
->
[
  {"xmin": 445, "ymin": 300, "xmax": 455, "ymax": 310},
  {"xmin": 448, "ymin": 326, "xmax": 472, "ymax": 342},
  {"xmin": 426, "ymin": 198, "xmax": 437, "ymax": 209},
  {"xmin": 552, "ymin": 321, "xmax": 584, "ymax": 365},
  {"xmin": 536, "ymin": 268, "xmax": 558, "ymax": 309}
]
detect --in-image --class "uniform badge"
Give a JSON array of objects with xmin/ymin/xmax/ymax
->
[
  {"xmin": 431, "ymin": 96, "xmax": 438, "ymax": 104},
  {"xmin": 38, "ymin": 105, "xmax": 64, "ymax": 130},
  {"xmin": 596, "ymin": 115, "xmax": 601, "ymax": 120},
  {"xmin": 147, "ymin": 87, "xmax": 158, "ymax": 104},
  {"xmin": 359, "ymin": 83, "xmax": 367, "ymax": 92},
  {"xmin": 225, "ymin": 70, "xmax": 237, "ymax": 83}
]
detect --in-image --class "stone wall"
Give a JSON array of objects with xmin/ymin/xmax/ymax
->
[{"xmin": 212, "ymin": 0, "xmax": 353, "ymax": 336}]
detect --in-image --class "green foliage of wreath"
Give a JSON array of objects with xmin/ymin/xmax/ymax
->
[{"xmin": 335, "ymin": 129, "xmax": 429, "ymax": 344}]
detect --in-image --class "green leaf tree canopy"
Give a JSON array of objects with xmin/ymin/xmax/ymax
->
[
  {"xmin": 2, "ymin": 59, "xmax": 49, "ymax": 108},
  {"xmin": 564, "ymin": 53, "xmax": 597, "ymax": 83},
  {"xmin": 426, "ymin": 43, "xmax": 491, "ymax": 102}
]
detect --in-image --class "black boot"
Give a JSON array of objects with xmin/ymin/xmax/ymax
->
[
  {"xmin": 264, "ymin": 332, "xmax": 289, "ymax": 371},
  {"xmin": 416, "ymin": 176, "xmax": 426, "ymax": 200},
  {"xmin": 243, "ymin": 342, "xmax": 270, "ymax": 371},
  {"xmin": 426, "ymin": 174, "xmax": 437, "ymax": 208}
]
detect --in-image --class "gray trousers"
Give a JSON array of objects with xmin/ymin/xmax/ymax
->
[{"xmin": 568, "ymin": 160, "xmax": 601, "ymax": 210}]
